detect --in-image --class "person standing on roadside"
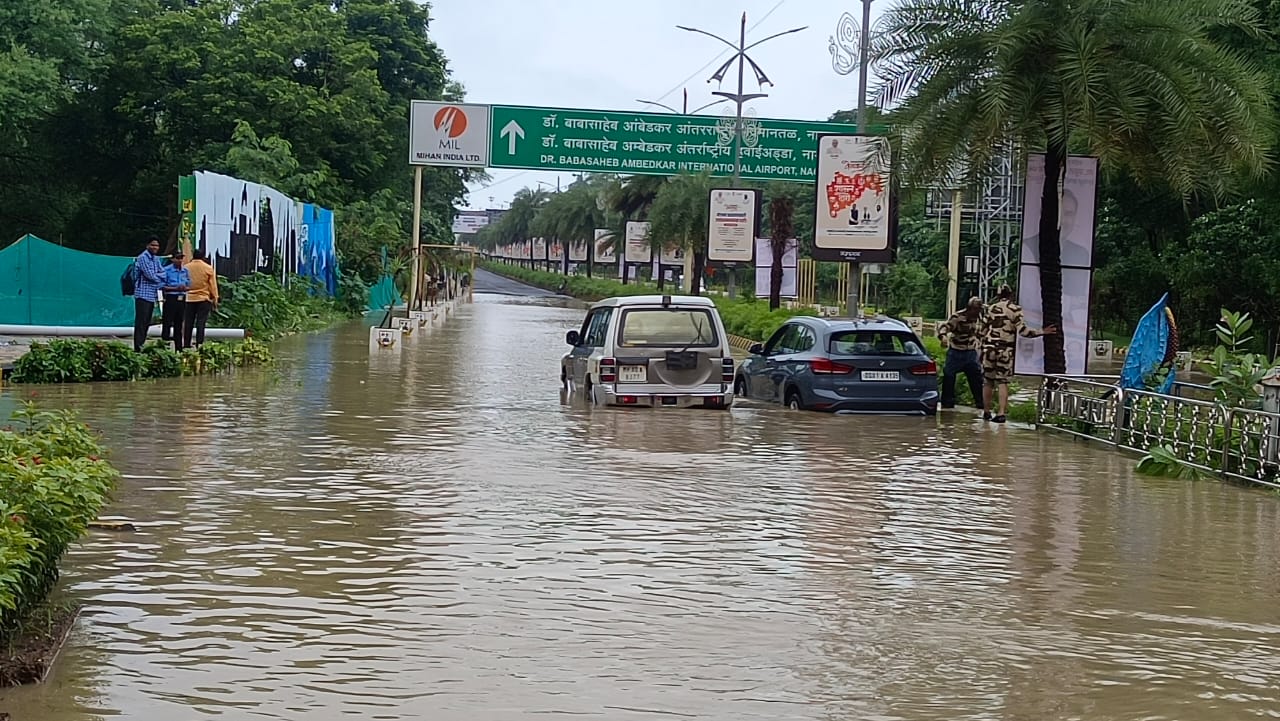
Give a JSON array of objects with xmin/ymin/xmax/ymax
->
[
  {"xmin": 132, "ymin": 237, "xmax": 166, "ymax": 352},
  {"xmin": 183, "ymin": 248, "xmax": 219, "ymax": 349},
  {"xmin": 982, "ymin": 284, "xmax": 1057, "ymax": 423},
  {"xmin": 938, "ymin": 296, "xmax": 986, "ymax": 410},
  {"xmin": 160, "ymin": 250, "xmax": 190, "ymax": 348}
]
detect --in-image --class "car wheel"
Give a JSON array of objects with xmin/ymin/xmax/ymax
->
[
  {"xmin": 734, "ymin": 375, "xmax": 748, "ymax": 399},
  {"xmin": 785, "ymin": 388, "xmax": 805, "ymax": 411},
  {"xmin": 586, "ymin": 380, "xmax": 600, "ymax": 406},
  {"xmin": 560, "ymin": 366, "xmax": 568, "ymax": 389}
]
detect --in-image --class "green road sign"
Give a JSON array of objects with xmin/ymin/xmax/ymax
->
[{"xmin": 488, "ymin": 104, "xmax": 868, "ymax": 184}]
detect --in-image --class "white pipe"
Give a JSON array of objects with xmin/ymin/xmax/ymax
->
[{"xmin": 0, "ymin": 325, "xmax": 247, "ymax": 339}]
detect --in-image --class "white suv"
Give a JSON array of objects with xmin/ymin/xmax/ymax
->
[{"xmin": 562, "ymin": 295, "xmax": 735, "ymax": 409}]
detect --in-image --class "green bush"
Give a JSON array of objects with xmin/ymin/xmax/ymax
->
[
  {"xmin": 0, "ymin": 404, "xmax": 117, "ymax": 636},
  {"xmin": 710, "ymin": 295, "xmax": 817, "ymax": 341},
  {"xmin": 214, "ymin": 272, "xmax": 362, "ymax": 339},
  {"xmin": 335, "ymin": 272, "xmax": 370, "ymax": 317},
  {"xmin": 10, "ymin": 338, "xmax": 273, "ymax": 384}
]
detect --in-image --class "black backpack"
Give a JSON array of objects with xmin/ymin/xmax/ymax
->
[{"xmin": 120, "ymin": 262, "xmax": 137, "ymax": 296}]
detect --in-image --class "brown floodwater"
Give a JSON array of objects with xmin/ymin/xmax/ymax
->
[{"xmin": 2, "ymin": 291, "xmax": 1280, "ymax": 720}]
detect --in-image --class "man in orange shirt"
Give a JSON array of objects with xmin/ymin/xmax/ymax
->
[{"xmin": 182, "ymin": 248, "xmax": 220, "ymax": 349}]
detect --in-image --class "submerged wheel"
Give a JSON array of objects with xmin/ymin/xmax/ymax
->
[
  {"xmin": 785, "ymin": 389, "xmax": 804, "ymax": 411},
  {"xmin": 734, "ymin": 376, "xmax": 748, "ymax": 399}
]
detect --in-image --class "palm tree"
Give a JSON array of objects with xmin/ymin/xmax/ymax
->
[
  {"xmin": 531, "ymin": 180, "xmax": 607, "ymax": 274},
  {"xmin": 606, "ymin": 174, "xmax": 667, "ymax": 217},
  {"xmin": 874, "ymin": 0, "xmax": 1273, "ymax": 373},
  {"xmin": 648, "ymin": 171, "xmax": 715, "ymax": 294},
  {"xmin": 502, "ymin": 188, "xmax": 550, "ymax": 267},
  {"xmin": 767, "ymin": 194, "xmax": 796, "ymax": 310}
]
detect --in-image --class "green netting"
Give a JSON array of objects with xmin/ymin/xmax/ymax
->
[
  {"xmin": 367, "ymin": 274, "xmax": 401, "ymax": 311},
  {"xmin": 0, "ymin": 235, "xmax": 135, "ymax": 326}
]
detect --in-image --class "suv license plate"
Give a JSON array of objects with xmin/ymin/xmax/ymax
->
[
  {"xmin": 618, "ymin": 365, "xmax": 647, "ymax": 383},
  {"xmin": 861, "ymin": 370, "xmax": 899, "ymax": 381}
]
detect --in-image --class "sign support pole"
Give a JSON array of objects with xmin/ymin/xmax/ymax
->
[
  {"xmin": 946, "ymin": 188, "xmax": 963, "ymax": 316},
  {"xmin": 410, "ymin": 165, "xmax": 423, "ymax": 311}
]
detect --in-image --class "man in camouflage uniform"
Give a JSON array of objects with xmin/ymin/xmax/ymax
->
[
  {"xmin": 938, "ymin": 296, "xmax": 986, "ymax": 410},
  {"xmin": 982, "ymin": 284, "xmax": 1057, "ymax": 423}
]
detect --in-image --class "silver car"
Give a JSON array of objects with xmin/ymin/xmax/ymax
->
[
  {"xmin": 735, "ymin": 316, "xmax": 940, "ymax": 415},
  {"xmin": 562, "ymin": 295, "xmax": 735, "ymax": 409}
]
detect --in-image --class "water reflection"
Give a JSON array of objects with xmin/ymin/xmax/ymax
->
[{"xmin": 2, "ymin": 295, "xmax": 1280, "ymax": 720}]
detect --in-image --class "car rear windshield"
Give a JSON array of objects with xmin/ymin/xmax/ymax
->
[
  {"xmin": 828, "ymin": 330, "xmax": 923, "ymax": 356},
  {"xmin": 618, "ymin": 308, "xmax": 719, "ymax": 348}
]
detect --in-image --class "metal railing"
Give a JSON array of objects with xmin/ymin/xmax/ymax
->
[{"xmin": 1036, "ymin": 375, "xmax": 1280, "ymax": 489}]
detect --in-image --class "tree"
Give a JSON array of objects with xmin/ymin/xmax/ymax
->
[
  {"xmin": 767, "ymin": 194, "xmax": 795, "ymax": 310},
  {"xmin": 0, "ymin": 0, "xmax": 470, "ymax": 257},
  {"xmin": 875, "ymin": 0, "xmax": 1274, "ymax": 373},
  {"xmin": 495, "ymin": 187, "xmax": 550, "ymax": 263},
  {"xmin": 647, "ymin": 172, "xmax": 714, "ymax": 294},
  {"xmin": 884, "ymin": 261, "xmax": 934, "ymax": 315},
  {"xmin": 531, "ymin": 178, "xmax": 607, "ymax": 272},
  {"xmin": 1162, "ymin": 199, "xmax": 1280, "ymax": 348}
]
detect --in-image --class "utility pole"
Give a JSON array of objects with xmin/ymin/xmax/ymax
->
[
  {"xmin": 849, "ymin": 0, "xmax": 872, "ymax": 317},
  {"xmin": 678, "ymin": 14, "xmax": 806, "ymax": 300}
]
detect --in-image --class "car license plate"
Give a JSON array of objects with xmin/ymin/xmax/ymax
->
[
  {"xmin": 618, "ymin": 365, "xmax": 647, "ymax": 383},
  {"xmin": 861, "ymin": 370, "xmax": 899, "ymax": 381}
]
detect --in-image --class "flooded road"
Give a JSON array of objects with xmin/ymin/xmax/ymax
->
[{"xmin": 3, "ymin": 292, "xmax": 1280, "ymax": 720}]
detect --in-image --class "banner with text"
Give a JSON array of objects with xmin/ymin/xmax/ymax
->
[
  {"xmin": 812, "ymin": 134, "xmax": 893, "ymax": 263},
  {"xmin": 624, "ymin": 221, "xmax": 652, "ymax": 264},
  {"xmin": 707, "ymin": 189, "xmax": 758, "ymax": 263}
]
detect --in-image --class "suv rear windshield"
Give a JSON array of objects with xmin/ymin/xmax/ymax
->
[
  {"xmin": 618, "ymin": 308, "xmax": 718, "ymax": 348},
  {"xmin": 829, "ymin": 330, "xmax": 923, "ymax": 356}
]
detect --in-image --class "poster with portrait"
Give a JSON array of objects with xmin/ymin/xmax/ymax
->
[
  {"xmin": 1017, "ymin": 154, "xmax": 1098, "ymax": 376},
  {"xmin": 812, "ymin": 134, "xmax": 893, "ymax": 262},
  {"xmin": 1015, "ymin": 266, "xmax": 1092, "ymax": 376},
  {"xmin": 532, "ymin": 237, "xmax": 547, "ymax": 261},
  {"xmin": 568, "ymin": 239, "xmax": 589, "ymax": 262},
  {"xmin": 1020, "ymin": 155, "xmax": 1098, "ymax": 269}
]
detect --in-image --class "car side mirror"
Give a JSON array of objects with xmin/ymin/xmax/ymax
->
[
  {"xmin": 566, "ymin": 330, "xmax": 581, "ymax": 346},
  {"xmin": 749, "ymin": 343, "xmax": 764, "ymax": 355}
]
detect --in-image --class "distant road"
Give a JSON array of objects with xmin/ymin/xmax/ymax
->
[{"xmin": 472, "ymin": 268, "xmax": 561, "ymax": 297}]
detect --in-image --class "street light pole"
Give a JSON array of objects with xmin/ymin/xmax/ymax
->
[{"xmin": 678, "ymin": 14, "xmax": 806, "ymax": 300}]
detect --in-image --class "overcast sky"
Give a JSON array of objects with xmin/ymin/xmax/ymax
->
[{"xmin": 427, "ymin": 0, "xmax": 885, "ymax": 210}]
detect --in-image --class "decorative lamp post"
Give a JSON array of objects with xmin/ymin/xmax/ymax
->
[{"xmin": 678, "ymin": 13, "xmax": 806, "ymax": 299}]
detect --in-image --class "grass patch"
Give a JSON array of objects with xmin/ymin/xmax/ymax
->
[{"xmin": 0, "ymin": 598, "xmax": 79, "ymax": 687}]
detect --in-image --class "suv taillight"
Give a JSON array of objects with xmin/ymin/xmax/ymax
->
[
  {"xmin": 910, "ymin": 360, "xmax": 937, "ymax": 375},
  {"xmin": 721, "ymin": 358, "xmax": 735, "ymax": 383},
  {"xmin": 600, "ymin": 357, "xmax": 617, "ymax": 383},
  {"xmin": 810, "ymin": 358, "xmax": 853, "ymax": 375}
]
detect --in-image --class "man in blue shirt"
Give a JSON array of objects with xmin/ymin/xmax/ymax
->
[
  {"xmin": 160, "ymin": 250, "xmax": 191, "ymax": 349},
  {"xmin": 132, "ymin": 237, "xmax": 166, "ymax": 352}
]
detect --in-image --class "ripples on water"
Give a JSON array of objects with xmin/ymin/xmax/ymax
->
[{"xmin": 3, "ymin": 294, "xmax": 1280, "ymax": 720}]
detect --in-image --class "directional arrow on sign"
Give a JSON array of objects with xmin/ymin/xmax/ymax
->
[{"xmin": 499, "ymin": 120, "xmax": 524, "ymax": 154}]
